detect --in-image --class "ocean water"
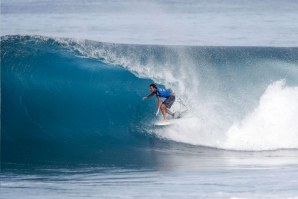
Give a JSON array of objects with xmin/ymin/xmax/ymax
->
[
  {"xmin": 1, "ymin": 1, "xmax": 298, "ymax": 198},
  {"xmin": 2, "ymin": 0, "xmax": 298, "ymax": 46}
]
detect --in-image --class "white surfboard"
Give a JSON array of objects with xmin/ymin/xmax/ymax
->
[
  {"xmin": 154, "ymin": 120, "xmax": 173, "ymax": 126},
  {"xmin": 154, "ymin": 112, "xmax": 184, "ymax": 126},
  {"xmin": 154, "ymin": 117, "xmax": 181, "ymax": 126}
]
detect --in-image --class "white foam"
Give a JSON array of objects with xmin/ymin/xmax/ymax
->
[
  {"xmin": 224, "ymin": 80, "xmax": 298, "ymax": 150},
  {"xmin": 159, "ymin": 80, "xmax": 298, "ymax": 151}
]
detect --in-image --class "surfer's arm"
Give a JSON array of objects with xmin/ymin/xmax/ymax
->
[{"xmin": 143, "ymin": 92, "xmax": 155, "ymax": 100}]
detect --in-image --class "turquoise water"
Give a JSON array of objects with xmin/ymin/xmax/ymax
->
[{"xmin": 1, "ymin": 0, "xmax": 298, "ymax": 198}]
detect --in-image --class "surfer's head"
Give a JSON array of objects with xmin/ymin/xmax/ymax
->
[{"xmin": 149, "ymin": 83, "xmax": 157, "ymax": 92}]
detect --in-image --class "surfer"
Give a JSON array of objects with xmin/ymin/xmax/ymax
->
[{"xmin": 143, "ymin": 83, "xmax": 175, "ymax": 121}]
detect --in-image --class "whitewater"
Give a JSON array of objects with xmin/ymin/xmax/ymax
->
[{"xmin": 1, "ymin": 0, "xmax": 298, "ymax": 199}]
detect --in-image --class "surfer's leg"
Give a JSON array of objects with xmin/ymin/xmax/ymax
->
[
  {"xmin": 163, "ymin": 96, "xmax": 175, "ymax": 118},
  {"xmin": 166, "ymin": 109, "xmax": 175, "ymax": 118},
  {"xmin": 161, "ymin": 104, "xmax": 167, "ymax": 120}
]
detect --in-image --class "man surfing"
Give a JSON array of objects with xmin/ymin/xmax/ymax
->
[{"xmin": 143, "ymin": 83, "xmax": 175, "ymax": 121}]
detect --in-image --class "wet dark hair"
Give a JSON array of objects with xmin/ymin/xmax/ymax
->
[{"xmin": 149, "ymin": 83, "xmax": 157, "ymax": 89}]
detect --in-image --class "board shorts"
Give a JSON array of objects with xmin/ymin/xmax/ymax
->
[{"xmin": 162, "ymin": 95, "xmax": 175, "ymax": 109}]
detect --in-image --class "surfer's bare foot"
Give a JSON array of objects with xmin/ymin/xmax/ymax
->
[{"xmin": 172, "ymin": 113, "xmax": 175, "ymax": 118}]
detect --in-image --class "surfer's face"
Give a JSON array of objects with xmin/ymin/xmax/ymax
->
[{"xmin": 150, "ymin": 86, "xmax": 156, "ymax": 93}]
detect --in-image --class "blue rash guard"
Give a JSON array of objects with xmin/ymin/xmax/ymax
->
[{"xmin": 156, "ymin": 88, "xmax": 172, "ymax": 98}]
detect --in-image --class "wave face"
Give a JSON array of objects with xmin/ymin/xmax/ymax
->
[
  {"xmin": 1, "ymin": 35, "xmax": 158, "ymax": 164},
  {"xmin": 2, "ymin": 35, "xmax": 298, "ymax": 163}
]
